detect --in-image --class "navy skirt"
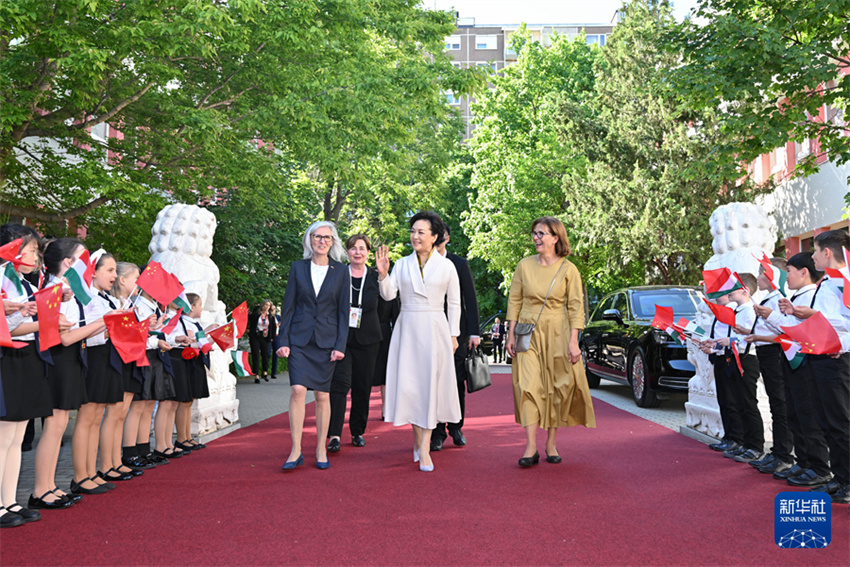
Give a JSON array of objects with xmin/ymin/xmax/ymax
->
[
  {"xmin": 85, "ymin": 344, "xmax": 124, "ymax": 404},
  {"xmin": 288, "ymin": 340, "xmax": 336, "ymax": 393},
  {"xmin": 1, "ymin": 342, "xmax": 52, "ymax": 421},
  {"xmin": 47, "ymin": 343, "xmax": 88, "ymax": 410}
]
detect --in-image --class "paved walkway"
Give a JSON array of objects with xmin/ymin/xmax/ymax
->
[{"xmin": 16, "ymin": 365, "xmax": 686, "ymax": 504}]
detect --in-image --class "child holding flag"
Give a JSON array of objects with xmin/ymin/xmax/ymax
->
[
  {"xmin": 746, "ymin": 252, "xmax": 831, "ymax": 483},
  {"xmin": 781, "ymin": 230, "xmax": 850, "ymax": 503},
  {"xmin": 0, "ymin": 224, "xmax": 50, "ymax": 527},
  {"xmin": 174, "ymin": 293, "xmax": 211, "ymax": 451},
  {"xmin": 713, "ymin": 274, "xmax": 764, "ymax": 463},
  {"xmin": 163, "ymin": 298, "xmax": 195, "ymax": 457},
  {"xmin": 32, "ymin": 239, "xmax": 109, "ymax": 510},
  {"xmin": 739, "ymin": 257, "xmax": 795, "ymax": 475}
]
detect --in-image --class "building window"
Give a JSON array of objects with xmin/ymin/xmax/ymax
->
[
  {"xmin": 475, "ymin": 35, "xmax": 497, "ymax": 50},
  {"xmin": 91, "ymin": 121, "xmax": 109, "ymax": 143},
  {"xmin": 476, "ymin": 62, "xmax": 497, "ymax": 73},
  {"xmin": 444, "ymin": 92, "xmax": 461, "ymax": 105},
  {"xmin": 586, "ymin": 34, "xmax": 606, "ymax": 46},
  {"xmin": 451, "ymin": 62, "xmax": 461, "ymax": 68},
  {"xmin": 445, "ymin": 36, "xmax": 461, "ymax": 50}
]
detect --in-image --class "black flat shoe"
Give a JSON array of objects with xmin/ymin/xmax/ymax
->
[
  {"xmin": 28, "ymin": 490, "xmax": 73, "ymax": 510},
  {"xmin": 545, "ymin": 453, "xmax": 562, "ymax": 464},
  {"xmin": 352, "ymin": 435, "xmax": 366, "ymax": 447},
  {"xmin": 254, "ymin": 377, "xmax": 260, "ymax": 384},
  {"xmin": 519, "ymin": 452, "xmax": 540, "ymax": 467},
  {"xmin": 0, "ymin": 509, "xmax": 25, "ymax": 528},
  {"xmin": 123, "ymin": 455, "xmax": 156, "ymax": 470},
  {"xmin": 99, "ymin": 468, "xmax": 135, "ymax": 482},
  {"xmin": 91, "ymin": 475, "xmax": 116, "ymax": 491},
  {"xmin": 145, "ymin": 451, "xmax": 169, "ymax": 465},
  {"xmin": 70, "ymin": 478, "xmax": 108, "ymax": 495},
  {"xmin": 327, "ymin": 438, "xmax": 341, "ymax": 453},
  {"xmin": 6, "ymin": 503, "xmax": 41, "ymax": 523},
  {"xmin": 51, "ymin": 487, "xmax": 83, "ymax": 504},
  {"xmin": 154, "ymin": 449, "xmax": 182, "ymax": 459},
  {"xmin": 263, "ymin": 375, "xmax": 270, "ymax": 382}
]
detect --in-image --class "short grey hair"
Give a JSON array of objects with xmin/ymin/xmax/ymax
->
[{"xmin": 302, "ymin": 220, "xmax": 347, "ymax": 262}]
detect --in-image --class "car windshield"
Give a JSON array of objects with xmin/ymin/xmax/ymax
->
[{"xmin": 632, "ymin": 289, "xmax": 702, "ymax": 319}]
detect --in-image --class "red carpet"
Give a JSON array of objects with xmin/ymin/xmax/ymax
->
[{"xmin": 2, "ymin": 372, "xmax": 848, "ymax": 566}]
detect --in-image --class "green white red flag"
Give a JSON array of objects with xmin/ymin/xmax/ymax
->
[
  {"xmin": 161, "ymin": 309, "xmax": 183, "ymax": 336},
  {"xmin": 231, "ymin": 350, "xmax": 253, "ymax": 377},
  {"xmin": 65, "ymin": 249, "xmax": 95, "ymax": 305},
  {"xmin": 775, "ymin": 333, "xmax": 805, "ymax": 369},
  {"xmin": 753, "ymin": 253, "xmax": 787, "ymax": 297},
  {"xmin": 196, "ymin": 330, "xmax": 213, "ymax": 354},
  {"xmin": 174, "ymin": 291, "xmax": 191, "ymax": 312},
  {"xmin": 1, "ymin": 262, "xmax": 24, "ymax": 299},
  {"xmin": 702, "ymin": 267, "xmax": 742, "ymax": 300}
]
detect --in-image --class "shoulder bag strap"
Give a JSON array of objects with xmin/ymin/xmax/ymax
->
[{"xmin": 531, "ymin": 259, "xmax": 567, "ymax": 328}]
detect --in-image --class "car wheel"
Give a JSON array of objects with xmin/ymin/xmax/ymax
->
[
  {"xmin": 581, "ymin": 346, "xmax": 600, "ymax": 388},
  {"xmin": 628, "ymin": 347, "xmax": 659, "ymax": 408}
]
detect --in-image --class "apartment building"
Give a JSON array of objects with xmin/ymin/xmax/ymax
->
[{"xmin": 444, "ymin": 17, "xmax": 615, "ymax": 138}]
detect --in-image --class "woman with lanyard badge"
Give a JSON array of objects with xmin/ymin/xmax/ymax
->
[{"xmin": 327, "ymin": 234, "xmax": 384, "ymax": 452}]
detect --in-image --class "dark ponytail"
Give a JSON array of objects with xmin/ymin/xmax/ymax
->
[{"xmin": 43, "ymin": 238, "xmax": 84, "ymax": 276}]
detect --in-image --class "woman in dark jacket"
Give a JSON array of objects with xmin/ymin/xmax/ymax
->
[
  {"xmin": 248, "ymin": 299, "xmax": 277, "ymax": 383},
  {"xmin": 327, "ymin": 234, "xmax": 384, "ymax": 452}
]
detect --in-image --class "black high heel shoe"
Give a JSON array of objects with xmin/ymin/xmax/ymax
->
[
  {"xmin": 546, "ymin": 453, "xmax": 562, "ymax": 464},
  {"xmin": 518, "ymin": 452, "xmax": 540, "ymax": 467}
]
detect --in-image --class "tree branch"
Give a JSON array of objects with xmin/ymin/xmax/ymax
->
[{"xmin": 0, "ymin": 195, "xmax": 112, "ymax": 223}]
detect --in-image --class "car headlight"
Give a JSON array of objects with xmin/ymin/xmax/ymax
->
[{"xmin": 652, "ymin": 329, "xmax": 671, "ymax": 344}]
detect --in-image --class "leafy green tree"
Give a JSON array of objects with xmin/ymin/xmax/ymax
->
[
  {"xmin": 462, "ymin": 27, "xmax": 604, "ymax": 292},
  {"xmin": 552, "ymin": 0, "xmax": 769, "ymax": 287},
  {"xmin": 673, "ymin": 0, "xmax": 850, "ymax": 180}
]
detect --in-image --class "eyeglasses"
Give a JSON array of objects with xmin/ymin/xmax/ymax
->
[
  {"xmin": 312, "ymin": 234, "xmax": 334, "ymax": 242},
  {"xmin": 531, "ymin": 231, "xmax": 552, "ymax": 239}
]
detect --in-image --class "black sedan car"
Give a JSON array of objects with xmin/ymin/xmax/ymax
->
[{"xmin": 580, "ymin": 285, "xmax": 703, "ymax": 408}]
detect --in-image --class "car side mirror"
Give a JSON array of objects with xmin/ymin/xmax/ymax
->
[{"xmin": 602, "ymin": 309, "xmax": 623, "ymax": 324}]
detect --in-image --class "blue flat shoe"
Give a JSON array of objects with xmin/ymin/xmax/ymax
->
[
  {"xmin": 281, "ymin": 454, "xmax": 304, "ymax": 471},
  {"xmin": 316, "ymin": 459, "xmax": 330, "ymax": 470}
]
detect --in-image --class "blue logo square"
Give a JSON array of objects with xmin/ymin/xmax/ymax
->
[{"xmin": 775, "ymin": 492, "xmax": 831, "ymax": 548}]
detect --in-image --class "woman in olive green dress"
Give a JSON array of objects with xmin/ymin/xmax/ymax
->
[{"xmin": 505, "ymin": 217, "xmax": 596, "ymax": 467}]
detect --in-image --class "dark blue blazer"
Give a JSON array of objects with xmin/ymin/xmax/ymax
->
[{"xmin": 275, "ymin": 258, "xmax": 350, "ymax": 352}]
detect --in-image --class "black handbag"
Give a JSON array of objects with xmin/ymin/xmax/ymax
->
[{"xmin": 465, "ymin": 347, "xmax": 492, "ymax": 393}]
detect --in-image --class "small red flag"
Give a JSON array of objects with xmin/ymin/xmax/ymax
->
[
  {"xmin": 104, "ymin": 312, "xmax": 151, "ymax": 366},
  {"xmin": 136, "ymin": 261, "xmax": 185, "ymax": 307},
  {"xmin": 207, "ymin": 321, "xmax": 236, "ymax": 351},
  {"xmin": 823, "ymin": 268, "xmax": 850, "ymax": 309},
  {"xmin": 0, "ymin": 305, "xmax": 27, "ymax": 348},
  {"xmin": 160, "ymin": 309, "xmax": 183, "ymax": 336},
  {"xmin": 232, "ymin": 301, "xmax": 248, "ymax": 338},
  {"xmin": 0, "ymin": 238, "xmax": 35, "ymax": 269},
  {"xmin": 703, "ymin": 298, "xmax": 736, "ymax": 327},
  {"xmin": 780, "ymin": 312, "xmax": 842, "ymax": 355},
  {"xmin": 651, "ymin": 304, "xmax": 674, "ymax": 331},
  {"xmin": 35, "ymin": 284, "xmax": 63, "ymax": 351},
  {"xmin": 182, "ymin": 347, "xmax": 199, "ymax": 360}
]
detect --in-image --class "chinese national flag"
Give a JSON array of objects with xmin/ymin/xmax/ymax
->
[
  {"xmin": 35, "ymin": 284, "xmax": 63, "ymax": 351},
  {"xmin": 780, "ymin": 312, "xmax": 842, "ymax": 355},
  {"xmin": 651, "ymin": 305, "xmax": 674, "ymax": 331},
  {"xmin": 0, "ymin": 238, "xmax": 35, "ymax": 269},
  {"xmin": 136, "ymin": 261, "xmax": 184, "ymax": 307},
  {"xmin": 104, "ymin": 312, "xmax": 151, "ymax": 366},
  {"xmin": 0, "ymin": 306, "xmax": 27, "ymax": 348},
  {"xmin": 207, "ymin": 321, "xmax": 236, "ymax": 352},
  {"xmin": 703, "ymin": 298, "xmax": 736, "ymax": 327},
  {"xmin": 232, "ymin": 301, "xmax": 248, "ymax": 338}
]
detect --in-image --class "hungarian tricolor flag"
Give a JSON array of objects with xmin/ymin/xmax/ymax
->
[
  {"xmin": 196, "ymin": 330, "xmax": 213, "ymax": 354},
  {"xmin": 161, "ymin": 309, "xmax": 183, "ymax": 336},
  {"xmin": 1, "ymin": 262, "xmax": 24, "ymax": 299},
  {"xmin": 65, "ymin": 249, "xmax": 95, "ymax": 305},
  {"xmin": 702, "ymin": 267, "xmax": 742, "ymax": 299},
  {"xmin": 0, "ymin": 305, "xmax": 27, "ymax": 348},
  {"xmin": 174, "ymin": 291, "xmax": 191, "ymax": 312},
  {"xmin": 780, "ymin": 312, "xmax": 842, "ymax": 355},
  {"xmin": 207, "ymin": 321, "xmax": 236, "ymax": 351},
  {"xmin": 0, "ymin": 238, "xmax": 35, "ymax": 269},
  {"xmin": 823, "ymin": 268, "xmax": 850, "ymax": 310},
  {"xmin": 676, "ymin": 317, "xmax": 706, "ymax": 339},
  {"xmin": 136, "ymin": 262, "xmax": 185, "ymax": 307},
  {"xmin": 231, "ymin": 350, "xmax": 253, "ymax": 377},
  {"xmin": 232, "ymin": 301, "xmax": 248, "ymax": 338},
  {"xmin": 703, "ymin": 298, "xmax": 736, "ymax": 327},
  {"xmin": 35, "ymin": 284, "xmax": 63, "ymax": 351},
  {"xmin": 775, "ymin": 333, "xmax": 805, "ymax": 369},
  {"xmin": 754, "ymin": 253, "xmax": 787, "ymax": 297},
  {"xmin": 104, "ymin": 312, "xmax": 150, "ymax": 366}
]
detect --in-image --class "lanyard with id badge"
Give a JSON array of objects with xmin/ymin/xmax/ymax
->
[{"xmin": 349, "ymin": 267, "xmax": 365, "ymax": 328}]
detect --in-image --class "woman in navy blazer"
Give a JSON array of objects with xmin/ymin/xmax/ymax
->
[{"xmin": 275, "ymin": 221, "xmax": 350, "ymax": 470}]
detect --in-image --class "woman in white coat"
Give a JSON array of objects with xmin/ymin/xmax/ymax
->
[{"xmin": 375, "ymin": 211, "xmax": 461, "ymax": 472}]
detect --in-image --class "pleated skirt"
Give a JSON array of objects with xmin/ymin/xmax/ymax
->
[
  {"xmin": 85, "ymin": 344, "xmax": 124, "ymax": 404},
  {"xmin": 168, "ymin": 350, "xmax": 193, "ymax": 403},
  {"xmin": 0, "ymin": 342, "xmax": 52, "ymax": 421},
  {"xmin": 47, "ymin": 343, "xmax": 88, "ymax": 410}
]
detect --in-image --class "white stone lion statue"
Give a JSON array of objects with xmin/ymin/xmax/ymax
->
[{"xmin": 148, "ymin": 204, "xmax": 239, "ymax": 436}]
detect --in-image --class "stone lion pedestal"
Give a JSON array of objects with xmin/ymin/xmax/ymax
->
[
  {"xmin": 682, "ymin": 202, "xmax": 775, "ymax": 447},
  {"xmin": 148, "ymin": 204, "xmax": 240, "ymax": 440}
]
